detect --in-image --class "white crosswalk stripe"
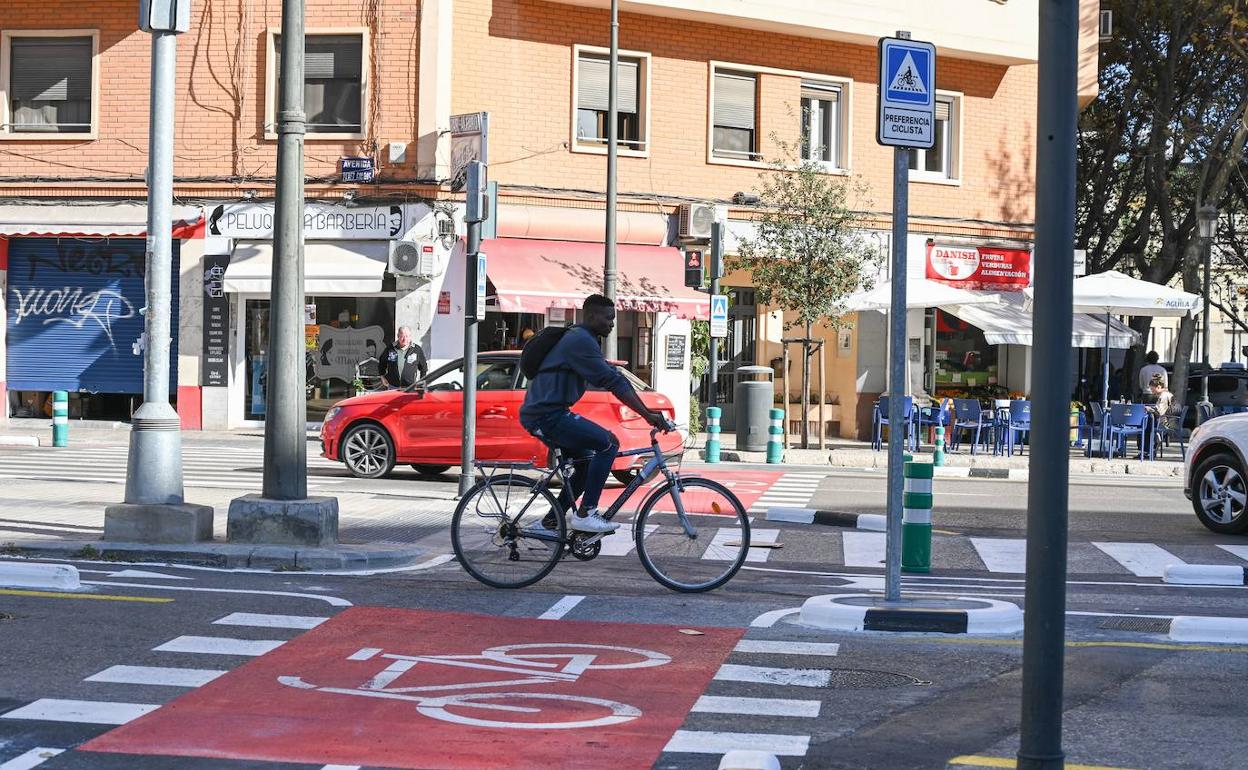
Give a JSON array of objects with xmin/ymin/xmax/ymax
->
[
  {"xmin": 971, "ymin": 537, "xmax": 1028, "ymax": 573},
  {"xmin": 0, "ymin": 699, "xmax": 157, "ymax": 725},
  {"xmin": 842, "ymin": 531, "xmax": 886, "ymax": 567},
  {"xmin": 153, "ymin": 635, "xmax": 285, "ymax": 657},
  {"xmin": 664, "ymin": 730, "xmax": 810, "ymax": 756},
  {"xmin": 748, "ymin": 472, "xmax": 822, "ymax": 513},
  {"xmin": 1093, "ymin": 542, "xmax": 1183, "ymax": 577},
  {"xmin": 1217, "ymin": 544, "xmax": 1248, "ymax": 563},
  {"xmin": 85, "ymin": 665, "xmax": 226, "ymax": 688}
]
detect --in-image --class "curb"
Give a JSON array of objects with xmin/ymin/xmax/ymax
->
[
  {"xmin": 0, "ymin": 561, "xmax": 81, "ymax": 590},
  {"xmin": 764, "ymin": 508, "xmax": 885, "ymax": 530},
  {"xmin": 718, "ymin": 750, "xmax": 780, "ymax": 770},
  {"xmin": 1163, "ymin": 564, "xmax": 1248, "ymax": 586},
  {"xmin": 0, "ymin": 435, "xmax": 41, "ymax": 447},
  {"xmin": 799, "ymin": 593, "xmax": 1023, "ymax": 635},
  {"xmin": 1169, "ymin": 615, "xmax": 1248, "ymax": 644},
  {"xmin": 1, "ymin": 539, "xmax": 425, "ymax": 571}
]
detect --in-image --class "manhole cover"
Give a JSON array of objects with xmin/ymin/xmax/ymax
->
[
  {"xmin": 1099, "ymin": 616, "xmax": 1171, "ymax": 633},
  {"xmin": 825, "ymin": 669, "xmax": 930, "ymax": 689}
]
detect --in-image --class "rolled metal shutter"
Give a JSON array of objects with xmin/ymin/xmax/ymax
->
[{"xmin": 5, "ymin": 237, "xmax": 179, "ymax": 394}]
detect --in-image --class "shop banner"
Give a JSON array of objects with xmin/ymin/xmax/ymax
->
[
  {"xmin": 926, "ymin": 242, "xmax": 1031, "ymax": 291},
  {"xmin": 313, "ymin": 324, "xmax": 387, "ymax": 384},
  {"xmin": 206, "ymin": 203, "xmax": 405, "ymax": 240},
  {"xmin": 202, "ymin": 255, "xmax": 230, "ymax": 387}
]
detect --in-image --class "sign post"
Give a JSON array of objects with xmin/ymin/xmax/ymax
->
[
  {"xmin": 460, "ymin": 161, "xmax": 489, "ymax": 497},
  {"xmin": 877, "ymin": 31, "xmax": 935, "ymax": 602}
]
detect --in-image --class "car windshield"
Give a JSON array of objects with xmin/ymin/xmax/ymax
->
[{"xmin": 417, "ymin": 359, "xmax": 519, "ymax": 392}]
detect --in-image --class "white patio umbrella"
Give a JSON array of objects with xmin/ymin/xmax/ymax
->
[
  {"xmin": 844, "ymin": 278, "xmax": 1000, "ymax": 313},
  {"xmin": 1025, "ymin": 270, "xmax": 1202, "ymax": 407}
]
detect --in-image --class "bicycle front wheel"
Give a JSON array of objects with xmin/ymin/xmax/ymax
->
[
  {"xmin": 635, "ymin": 476, "xmax": 749, "ymax": 592},
  {"xmin": 451, "ymin": 475, "xmax": 566, "ymax": 589}
]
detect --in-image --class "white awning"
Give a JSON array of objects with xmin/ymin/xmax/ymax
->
[
  {"xmin": 223, "ymin": 241, "xmax": 390, "ymax": 295},
  {"xmin": 942, "ymin": 294, "xmax": 1139, "ymax": 348},
  {"xmin": 0, "ymin": 203, "xmax": 201, "ymax": 236},
  {"xmin": 845, "ymin": 278, "xmax": 1000, "ymax": 312}
]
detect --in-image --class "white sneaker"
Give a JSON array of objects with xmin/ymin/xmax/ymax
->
[{"xmin": 569, "ymin": 510, "xmax": 619, "ymax": 533}]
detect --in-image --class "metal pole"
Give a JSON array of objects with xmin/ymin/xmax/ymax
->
[
  {"xmin": 1201, "ymin": 234, "xmax": 1213, "ymax": 405},
  {"xmin": 884, "ymin": 144, "xmax": 908, "ymax": 602},
  {"xmin": 1017, "ymin": 2, "xmax": 1076, "ymax": 768},
  {"xmin": 122, "ymin": 28, "xmax": 187, "ymax": 506},
  {"xmin": 603, "ymin": 0, "xmax": 619, "ymax": 359},
  {"xmin": 709, "ymin": 222, "xmax": 722, "ymax": 408},
  {"xmin": 460, "ymin": 162, "xmax": 485, "ymax": 498},
  {"xmin": 263, "ymin": 0, "xmax": 308, "ymax": 500}
]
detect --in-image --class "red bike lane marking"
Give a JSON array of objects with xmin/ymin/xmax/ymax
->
[
  {"xmin": 601, "ymin": 469, "xmax": 784, "ymax": 512},
  {"xmin": 82, "ymin": 607, "xmax": 744, "ymax": 770}
]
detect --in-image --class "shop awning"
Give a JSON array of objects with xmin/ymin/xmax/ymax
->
[
  {"xmin": 942, "ymin": 294, "xmax": 1140, "ymax": 348},
  {"xmin": 0, "ymin": 203, "xmax": 201, "ymax": 236},
  {"xmin": 223, "ymin": 241, "xmax": 390, "ymax": 294},
  {"xmin": 844, "ymin": 278, "xmax": 1001, "ymax": 312},
  {"xmin": 481, "ymin": 238, "xmax": 709, "ymax": 320}
]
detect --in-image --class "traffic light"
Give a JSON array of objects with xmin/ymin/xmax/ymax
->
[{"xmin": 684, "ymin": 248, "xmax": 704, "ymax": 288}]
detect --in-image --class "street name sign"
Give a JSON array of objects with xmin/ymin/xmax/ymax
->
[
  {"xmin": 877, "ymin": 37, "xmax": 936, "ymax": 149},
  {"xmin": 710, "ymin": 294, "xmax": 729, "ymax": 338}
]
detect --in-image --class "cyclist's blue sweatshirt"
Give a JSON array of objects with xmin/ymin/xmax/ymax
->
[{"xmin": 520, "ymin": 324, "xmax": 634, "ymax": 429}]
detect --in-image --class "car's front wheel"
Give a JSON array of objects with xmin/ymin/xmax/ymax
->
[
  {"xmin": 1192, "ymin": 452, "xmax": 1248, "ymax": 534},
  {"xmin": 341, "ymin": 423, "xmax": 396, "ymax": 479}
]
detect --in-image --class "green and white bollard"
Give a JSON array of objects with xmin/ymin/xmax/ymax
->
[
  {"xmin": 902, "ymin": 460, "xmax": 933, "ymax": 573},
  {"xmin": 705, "ymin": 406, "xmax": 722, "ymax": 463},
  {"xmin": 52, "ymin": 391, "xmax": 69, "ymax": 448},
  {"xmin": 766, "ymin": 408, "xmax": 784, "ymax": 464},
  {"xmin": 933, "ymin": 425, "xmax": 946, "ymax": 466}
]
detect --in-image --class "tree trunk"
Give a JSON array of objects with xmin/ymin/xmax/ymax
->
[
  {"xmin": 1172, "ymin": 242, "xmax": 1203, "ymax": 413},
  {"xmin": 800, "ymin": 322, "xmax": 811, "ymax": 449}
]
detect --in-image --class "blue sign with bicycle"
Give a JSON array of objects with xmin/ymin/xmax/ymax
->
[{"xmin": 877, "ymin": 37, "xmax": 936, "ymax": 149}]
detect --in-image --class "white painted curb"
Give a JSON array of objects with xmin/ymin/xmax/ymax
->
[
  {"xmin": 799, "ymin": 593, "xmax": 1022, "ymax": 635},
  {"xmin": 856, "ymin": 513, "xmax": 887, "ymax": 531},
  {"xmin": 1169, "ymin": 616, "xmax": 1248, "ymax": 644},
  {"xmin": 0, "ymin": 561, "xmax": 81, "ymax": 590},
  {"xmin": 964, "ymin": 598, "xmax": 1025, "ymax": 634},
  {"xmin": 0, "ymin": 435, "xmax": 40, "ymax": 447},
  {"xmin": 800, "ymin": 594, "xmax": 869, "ymax": 631},
  {"xmin": 933, "ymin": 466, "xmax": 971, "ymax": 478},
  {"xmin": 1163, "ymin": 564, "xmax": 1246, "ymax": 586},
  {"xmin": 718, "ymin": 750, "xmax": 781, "ymax": 770},
  {"xmin": 764, "ymin": 507, "xmax": 815, "ymax": 524}
]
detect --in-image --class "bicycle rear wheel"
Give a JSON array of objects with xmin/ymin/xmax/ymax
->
[
  {"xmin": 451, "ymin": 475, "xmax": 566, "ymax": 589},
  {"xmin": 634, "ymin": 476, "xmax": 749, "ymax": 592}
]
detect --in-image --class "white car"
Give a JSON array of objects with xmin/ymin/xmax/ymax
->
[{"xmin": 1185, "ymin": 412, "xmax": 1248, "ymax": 534}]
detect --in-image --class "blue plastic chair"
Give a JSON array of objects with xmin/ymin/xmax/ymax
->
[
  {"xmin": 1002, "ymin": 400, "xmax": 1032, "ymax": 456},
  {"xmin": 872, "ymin": 395, "xmax": 916, "ymax": 451},
  {"xmin": 1105, "ymin": 403, "xmax": 1150, "ymax": 459},
  {"xmin": 917, "ymin": 399, "xmax": 953, "ymax": 447},
  {"xmin": 1080, "ymin": 402, "xmax": 1107, "ymax": 457},
  {"xmin": 950, "ymin": 398, "xmax": 993, "ymax": 454},
  {"xmin": 1153, "ymin": 404, "xmax": 1188, "ymax": 460},
  {"xmin": 1196, "ymin": 402, "xmax": 1216, "ymax": 425}
]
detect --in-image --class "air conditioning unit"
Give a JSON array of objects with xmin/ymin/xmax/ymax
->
[
  {"xmin": 678, "ymin": 202, "xmax": 715, "ymax": 240},
  {"xmin": 389, "ymin": 239, "xmax": 437, "ymax": 279},
  {"xmin": 1099, "ymin": 9, "xmax": 1112, "ymax": 41}
]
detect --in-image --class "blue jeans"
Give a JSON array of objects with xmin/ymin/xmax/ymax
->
[{"xmin": 530, "ymin": 411, "xmax": 619, "ymax": 514}]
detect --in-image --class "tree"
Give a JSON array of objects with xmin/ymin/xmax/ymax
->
[
  {"xmin": 731, "ymin": 141, "xmax": 880, "ymax": 448},
  {"xmin": 1076, "ymin": 0, "xmax": 1248, "ymax": 403}
]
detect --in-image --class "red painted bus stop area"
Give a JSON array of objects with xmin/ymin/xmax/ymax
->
[{"xmin": 82, "ymin": 607, "xmax": 744, "ymax": 770}]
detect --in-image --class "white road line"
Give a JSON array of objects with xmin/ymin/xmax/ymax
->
[
  {"xmin": 970, "ymin": 537, "xmax": 1028, "ymax": 573},
  {"xmin": 153, "ymin": 635, "xmax": 285, "ymax": 657},
  {"xmin": 0, "ymin": 747, "xmax": 65, "ymax": 770},
  {"xmin": 841, "ymin": 531, "xmax": 886, "ymax": 567},
  {"xmin": 714, "ymin": 663, "xmax": 831, "ymax": 688},
  {"xmin": 664, "ymin": 730, "xmax": 810, "ymax": 756},
  {"xmin": 1218, "ymin": 544, "xmax": 1248, "ymax": 563},
  {"xmin": 598, "ymin": 525, "xmax": 656, "ymax": 556},
  {"xmin": 0, "ymin": 699, "xmax": 158, "ymax": 725},
  {"xmin": 537, "ymin": 595, "xmax": 584, "ymax": 620},
  {"xmin": 348, "ymin": 648, "xmax": 382, "ymax": 661},
  {"xmin": 733, "ymin": 640, "xmax": 839, "ymax": 657},
  {"xmin": 1093, "ymin": 542, "xmax": 1182, "ymax": 577},
  {"xmin": 749, "ymin": 607, "xmax": 801, "ymax": 628},
  {"xmin": 692, "ymin": 695, "xmax": 820, "ymax": 718},
  {"xmin": 213, "ymin": 612, "xmax": 328, "ymax": 630},
  {"xmin": 85, "ymin": 665, "xmax": 226, "ymax": 688}
]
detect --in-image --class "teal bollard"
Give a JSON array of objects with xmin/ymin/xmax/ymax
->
[
  {"xmin": 933, "ymin": 425, "xmax": 946, "ymax": 466},
  {"xmin": 52, "ymin": 391, "xmax": 68, "ymax": 447},
  {"xmin": 705, "ymin": 406, "xmax": 722, "ymax": 463},
  {"xmin": 766, "ymin": 408, "xmax": 784, "ymax": 463}
]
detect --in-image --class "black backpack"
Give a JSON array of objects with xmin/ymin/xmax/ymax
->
[{"xmin": 519, "ymin": 326, "xmax": 570, "ymax": 379}]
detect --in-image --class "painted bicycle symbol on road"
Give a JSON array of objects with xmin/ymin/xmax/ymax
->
[{"xmin": 278, "ymin": 643, "xmax": 672, "ymax": 730}]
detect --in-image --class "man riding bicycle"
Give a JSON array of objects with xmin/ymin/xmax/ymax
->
[{"xmin": 519, "ymin": 294, "xmax": 670, "ymax": 534}]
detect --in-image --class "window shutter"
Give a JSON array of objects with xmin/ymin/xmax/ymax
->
[
  {"xmin": 577, "ymin": 54, "xmax": 638, "ymax": 114},
  {"xmin": 277, "ymin": 35, "xmax": 362, "ymax": 80},
  {"xmin": 935, "ymin": 99, "xmax": 951, "ymax": 121},
  {"xmin": 800, "ymin": 82, "xmax": 839, "ymax": 103},
  {"xmin": 9, "ymin": 37, "xmax": 92, "ymax": 102},
  {"xmin": 714, "ymin": 72, "xmax": 756, "ymax": 130}
]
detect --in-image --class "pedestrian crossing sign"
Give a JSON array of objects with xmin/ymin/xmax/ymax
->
[
  {"xmin": 877, "ymin": 37, "xmax": 937, "ymax": 149},
  {"xmin": 710, "ymin": 294, "xmax": 728, "ymax": 338}
]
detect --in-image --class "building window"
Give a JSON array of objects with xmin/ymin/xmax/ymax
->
[
  {"xmin": 909, "ymin": 96, "xmax": 958, "ymax": 180},
  {"xmin": 574, "ymin": 51, "xmax": 646, "ymax": 151},
  {"xmin": 800, "ymin": 81, "xmax": 843, "ymax": 168},
  {"xmin": 2, "ymin": 35, "xmax": 94, "ymax": 134},
  {"xmin": 712, "ymin": 71, "xmax": 758, "ymax": 161},
  {"xmin": 272, "ymin": 33, "xmax": 364, "ymax": 135}
]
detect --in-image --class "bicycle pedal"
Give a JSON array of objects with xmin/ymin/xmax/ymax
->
[{"xmin": 579, "ymin": 532, "xmax": 610, "ymax": 545}]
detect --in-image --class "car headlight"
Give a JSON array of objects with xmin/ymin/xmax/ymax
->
[{"xmin": 324, "ymin": 406, "xmax": 341, "ymax": 423}]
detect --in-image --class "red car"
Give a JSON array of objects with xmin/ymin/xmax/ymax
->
[{"xmin": 320, "ymin": 351, "xmax": 681, "ymax": 479}]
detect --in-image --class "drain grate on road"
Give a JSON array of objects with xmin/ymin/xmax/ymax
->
[
  {"xmin": 825, "ymin": 669, "xmax": 931, "ymax": 689},
  {"xmin": 1098, "ymin": 616, "xmax": 1171, "ymax": 633}
]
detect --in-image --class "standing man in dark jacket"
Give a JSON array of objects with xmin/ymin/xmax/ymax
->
[
  {"xmin": 381, "ymin": 326, "xmax": 428, "ymax": 387},
  {"xmin": 520, "ymin": 294, "xmax": 670, "ymax": 533}
]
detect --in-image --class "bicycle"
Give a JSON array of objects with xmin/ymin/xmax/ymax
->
[{"xmin": 450, "ymin": 423, "xmax": 750, "ymax": 592}]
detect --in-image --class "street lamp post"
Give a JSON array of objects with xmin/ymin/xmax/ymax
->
[{"xmin": 1198, "ymin": 205, "xmax": 1218, "ymax": 415}]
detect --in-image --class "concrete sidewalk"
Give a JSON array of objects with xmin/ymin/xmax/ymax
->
[{"xmin": 0, "ymin": 417, "xmax": 318, "ymax": 447}]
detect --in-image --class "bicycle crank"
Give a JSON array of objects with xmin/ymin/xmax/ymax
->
[{"xmin": 568, "ymin": 532, "xmax": 605, "ymax": 561}]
